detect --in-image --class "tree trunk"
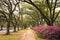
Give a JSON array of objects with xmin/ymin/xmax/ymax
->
[
  {"xmin": 0, "ymin": 25, "xmax": 3, "ymax": 31},
  {"xmin": 36, "ymin": 21, "xmax": 39, "ymax": 26},
  {"xmin": 14, "ymin": 26, "xmax": 16, "ymax": 32},
  {"xmin": 6, "ymin": 21, "xmax": 10, "ymax": 35},
  {"xmin": 6, "ymin": 12, "xmax": 12, "ymax": 35},
  {"xmin": 46, "ymin": 21, "xmax": 53, "ymax": 26},
  {"xmin": 17, "ymin": 26, "xmax": 19, "ymax": 31}
]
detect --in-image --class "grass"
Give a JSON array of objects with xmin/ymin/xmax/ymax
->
[
  {"xmin": 0, "ymin": 30, "xmax": 26, "ymax": 40},
  {"xmin": 0, "ymin": 29, "xmax": 45, "ymax": 40},
  {"xmin": 31, "ymin": 29, "xmax": 45, "ymax": 40},
  {"xmin": 0, "ymin": 35, "xmax": 17, "ymax": 40},
  {"xmin": 36, "ymin": 37, "xmax": 45, "ymax": 40}
]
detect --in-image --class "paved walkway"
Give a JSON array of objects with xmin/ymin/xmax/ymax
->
[{"xmin": 20, "ymin": 28, "xmax": 36, "ymax": 40}]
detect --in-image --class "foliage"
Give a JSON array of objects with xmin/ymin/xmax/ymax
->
[
  {"xmin": 32, "ymin": 25, "xmax": 60, "ymax": 40},
  {"xmin": 32, "ymin": 25, "xmax": 47, "ymax": 38},
  {"xmin": 32, "ymin": 25, "xmax": 47, "ymax": 34},
  {"xmin": 21, "ymin": 0, "xmax": 60, "ymax": 26},
  {"xmin": 44, "ymin": 26, "xmax": 60, "ymax": 40},
  {"xmin": 0, "ymin": 0, "xmax": 21, "ymax": 34}
]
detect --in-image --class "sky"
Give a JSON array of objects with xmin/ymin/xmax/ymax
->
[{"xmin": 56, "ymin": 7, "xmax": 60, "ymax": 10}]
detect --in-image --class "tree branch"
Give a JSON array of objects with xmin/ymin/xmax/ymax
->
[
  {"xmin": 0, "ymin": 10, "xmax": 8, "ymax": 22},
  {"xmin": 53, "ymin": 0, "xmax": 58, "ymax": 18},
  {"xmin": 46, "ymin": 0, "xmax": 51, "ymax": 10},
  {"xmin": 8, "ymin": 0, "xmax": 12, "ymax": 11},
  {"xmin": 23, "ymin": 0, "xmax": 50, "ymax": 22},
  {"xmin": 54, "ymin": 11, "xmax": 60, "ymax": 22},
  {"xmin": 12, "ymin": 1, "xmax": 20, "ymax": 12}
]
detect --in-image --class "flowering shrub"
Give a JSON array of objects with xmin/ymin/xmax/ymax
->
[
  {"xmin": 32, "ymin": 25, "xmax": 60, "ymax": 40},
  {"xmin": 44, "ymin": 26, "xmax": 60, "ymax": 40},
  {"xmin": 32, "ymin": 26, "xmax": 39, "ymax": 34},
  {"xmin": 32, "ymin": 25, "xmax": 47, "ymax": 38},
  {"xmin": 32, "ymin": 25, "xmax": 46, "ymax": 34}
]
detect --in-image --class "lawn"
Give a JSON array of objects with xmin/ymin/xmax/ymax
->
[
  {"xmin": 0, "ymin": 35, "xmax": 18, "ymax": 40},
  {"xmin": 0, "ymin": 30, "xmax": 26, "ymax": 40},
  {"xmin": 36, "ymin": 37, "xmax": 46, "ymax": 40}
]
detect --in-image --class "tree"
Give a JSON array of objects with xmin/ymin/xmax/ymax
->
[
  {"xmin": 20, "ymin": 1, "xmax": 45, "ymax": 26},
  {"xmin": 0, "ymin": 0, "xmax": 20, "ymax": 35},
  {"xmin": 11, "ymin": 15, "xmax": 18, "ymax": 32},
  {"xmin": 20, "ymin": 0, "xmax": 60, "ymax": 26}
]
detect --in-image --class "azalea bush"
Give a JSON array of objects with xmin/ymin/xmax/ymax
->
[
  {"xmin": 32, "ymin": 25, "xmax": 60, "ymax": 40},
  {"xmin": 32, "ymin": 25, "xmax": 47, "ymax": 38},
  {"xmin": 44, "ymin": 26, "xmax": 60, "ymax": 40}
]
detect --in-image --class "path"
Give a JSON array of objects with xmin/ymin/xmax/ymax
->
[
  {"xmin": 0, "ymin": 28, "xmax": 36, "ymax": 40},
  {"xmin": 20, "ymin": 28, "xmax": 36, "ymax": 40}
]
